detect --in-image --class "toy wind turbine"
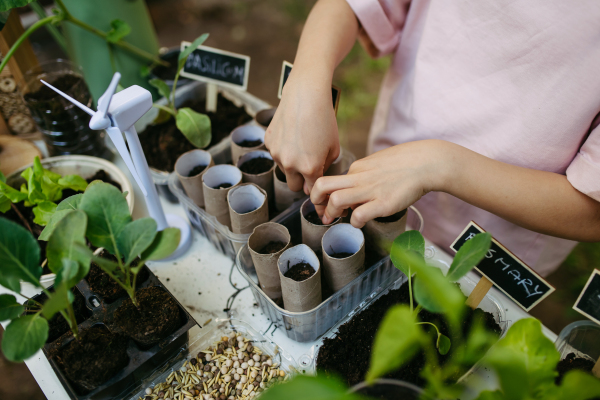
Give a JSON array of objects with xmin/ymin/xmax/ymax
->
[{"xmin": 41, "ymin": 72, "xmax": 191, "ymax": 258}]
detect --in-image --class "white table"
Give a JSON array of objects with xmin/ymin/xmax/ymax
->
[{"xmin": 2, "ymin": 154, "xmax": 557, "ymax": 399}]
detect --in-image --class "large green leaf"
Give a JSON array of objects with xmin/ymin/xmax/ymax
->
[
  {"xmin": 46, "ymin": 210, "xmax": 90, "ymax": 279},
  {"xmin": 176, "ymin": 108, "xmax": 212, "ymax": 149},
  {"xmin": 0, "ymin": 0, "xmax": 35, "ymax": 13},
  {"xmin": 106, "ymin": 19, "xmax": 131, "ymax": 43},
  {"xmin": 178, "ymin": 33, "xmax": 209, "ymax": 69},
  {"xmin": 32, "ymin": 201, "xmax": 57, "ymax": 226},
  {"xmin": 0, "ymin": 180, "xmax": 27, "ymax": 203},
  {"xmin": 390, "ymin": 230, "xmax": 425, "ymax": 276},
  {"xmin": 0, "ymin": 294, "xmax": 25, "ymax": 321},
  {"xmin": 258, "ymin": 375, "xmax": 362, "ymax": 400},
  {"xmin": 41, "ymin": 283, "xmax": 73, "ymax": 320},
  {"xmin": 117, "ymin": 218, "xmax": 157, "ymax": 265},
  {"xmin": 1, "ymin": 315, "xmax": 48, "ymax": 362},
  {"xmin": 413, "ymin": 266, "xmax": 466, "ymax": 321},
  {"xmin": 58, "ymin": 175, "xmax": 88, "ymax": 192},
  {"xmin": 554, "ymin": 370, "xmax": 600, "ymax": 400},
  {"xmin": 79, "ymin": 182, "xmax": 132, "ymax": 255},
  {"xmin": 141, "ymin": 227, "xmax": 181, "ymax": 261},
  {"xmin": 0, "ymin": 218, "xmax": 41, "ymax": 292},
  {"xmin": 149, "ymin": 79, "xmax": 171, "ymax": 101},
  {"xmin": 39, "ymin": 194, "xmax": 84, "ymax": 241},
  {"xmin": 366, "ymin": 305, "xmax": 421, "ymax": 382},
  {"xmin": 0, "ymin": 194, "xmax": 10, "ymax": 213},
  {"xmin": 447, "ymin": 233, "xmax": 491, "ymax": 282}
]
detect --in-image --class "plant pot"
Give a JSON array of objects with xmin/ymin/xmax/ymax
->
[
  {"xmin": 274, "ymin": 165, "xmax": 304, "ymax": 212},
  {"xmin": 350, "ymin": 379, "xmax": 424, "ymax": 400},
  {"xmin": 202, "ymin": 164, "xmax": 243, "ymax": 229},
  {"xmin": 230, "ymin": 124, "xmax": 266, "ymax": 165},
  {"xmin": 174, "ymin": 149, "xmax": 214, "ymax": 208},
  {"xmin": 237, "ymin": 150, "xmax": 275, "ymax": 207},
  {"xmin": 278, "ymin": 244, "xmax": 323, "ymax": 312},
  {"xmin": 5, "ymin": 155, "xmax": 134, "ymax": 297},
  {"xmin": 30, "ymin": 266, "xmax": 197, "ymax": 399},
  {"xmin": 300, "ymin": 198, "xmax": 340, "ymax": 254},
  {"xmin": 363, "ymin": 209, "xmax": 408, "ymax": 252},
  {"xmin": 22, "ymin": 59, "xmax": 110, "ymax": 159},
  {"xmin": 227, "ymin": 183, "xmax": 269, "ymax": 235},
  {"xmin": 321, "ymin": 223, "xmax": 366, "ymax": 293},
  {"xmin": 148, "ymin": 47, "xmax": 192, "ymax": 89},
  {"xmin": 555, "ymin": 321, "xmax": 600, "ymax": 380}
]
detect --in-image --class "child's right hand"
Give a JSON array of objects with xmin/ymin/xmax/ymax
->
[{"xmin": 265, "ymin": 68, "xmax": 340, "ymax": 195}]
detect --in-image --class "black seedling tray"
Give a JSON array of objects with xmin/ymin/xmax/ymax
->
[{"xmin": 33, "ymin": 267, "xmax": 198, "ymax": 400}]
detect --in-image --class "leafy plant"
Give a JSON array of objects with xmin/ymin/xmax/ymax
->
[
  {"xmin": 149, "ymin": 34, "xmax": 212, "ymax": 149},
  {"xmin": 42, "ymin": 182, "xmax": 181, "ymax": 307},
  {"xmin": 0, "ymin": 156, "xmax": 88, "ymax": 226},
  {"xmin": 259, "ymin": 375, "xmax": 366, "ymax": 400}
]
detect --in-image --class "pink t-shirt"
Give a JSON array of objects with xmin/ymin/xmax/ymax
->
[{"xmin": 346, "ymin": 0, "xmax": 600, "ymax": 276}]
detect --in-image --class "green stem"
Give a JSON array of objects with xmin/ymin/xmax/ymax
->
[
  {"xmin": 413, "ymin": 304, "xmax": 423, "ymax": 317},
  {"xmin": 64, "ymin": 303, "xmax": 79, "ymax": 339},
  {"xmin": 107, "ymin": 44, "xmax": 118, "ymax": 74},
  {"xmin": 170, "ymin": 65, "xmax": 182, "ymax": 111},
  {"xmin": 417, "ymin": 321, "xmax": 442, "ymax": 337},
  {"xmin": 153, "ymin": 103, "xmax": 177, "ymax": 116},
  {"xmin": 408, "ymin": 267, "xmax": 413, "ymax": 313}
]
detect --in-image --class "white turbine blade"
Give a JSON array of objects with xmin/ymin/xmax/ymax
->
[
  {"xmin": 40, "ymin": 80, "xmax": 95, "ymax": 116},
  {"xmin": 105, "ymin": 127, "xmax": 148, "ymax": 196},
  {"xmin": 97, "ymin": 72, "xmax": 121, "ymax": 118}
]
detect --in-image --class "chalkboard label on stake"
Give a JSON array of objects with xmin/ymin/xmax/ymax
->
[
  {"xmin": 450, "ymin": 221, "xmax": 555, "ymax": 312},
  {"xmin": 278, "ymin": 61, "xmax": 341, "ymax": 115},
  {"xmin": 573, "ymin": 269, "xmax": 600, "ymax": 325},
  {"xmin": 180, "ymin": 42, "xmax": 250, "ymax": 91}
]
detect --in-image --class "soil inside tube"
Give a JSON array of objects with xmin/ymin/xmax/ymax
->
[
  {"xmin": 374, "ymin": 209, "xmax": 407, "ymax": 223},
  {"xmin": 284, "ymin": 261, "xmax": 316, "ymax": 282},
  {"xmin": 555, "ymin": 353, "xmax": 600, "ymax": 386},
  {"xmin": 188, "ymin": 164, "xmax": 208, "ymax": 177},
  {"xmin": 213, "ymin": 182, "xmax": 233, "ymax": 189},
  {"xmin": 258, "ymin": 241, "xmax": 287, "ymax": 254},
  {"xmin": 237, "ymin": 139, "xmax": 263, "ymax": 148},
  {"xmin": 329, "ymin": 251, "xmax": 354, "ymax": 259},
  {"xmin": 239, "ymin": 157, "xmax": 274, "ymax": 175},
  {"xmin": 304, "ymin": 210, "xmax": 326, "ymax": 226}
]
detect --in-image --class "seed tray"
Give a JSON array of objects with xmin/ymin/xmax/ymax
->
[
  {"xmin": 167, "ymin": 149, "xmax": 356, "ymax": 261},
  {"xmin": 32, "ymin": 266, "xmax": 198, "ymax": 400},
  {"xmin": 125, "ymin": 319, "xmax": 298, "ymax": 400},
  {"xmin": 235, "ymin": 204, "xmax": 425, "ymax": 343}
]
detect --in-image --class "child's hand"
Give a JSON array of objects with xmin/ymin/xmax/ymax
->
[
  {"xmin": 265, "ymin": 70, "xmax": 340, "ymax": 194},
  {"xmin": 310, "ymin": 140, "xmax": 451, "ymax": 227}
]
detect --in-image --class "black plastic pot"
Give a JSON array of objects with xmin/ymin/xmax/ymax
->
[{"xmin": 32, "ymin": 267, "xmax": 198, "ymax": 400}]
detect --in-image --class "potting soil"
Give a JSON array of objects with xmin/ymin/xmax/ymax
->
[
  {"xmin": 258, "ymin": 240, "xmax": 287, "ymax": 254},
  {"xmin": 239, "ymin": 157, "xmax": 274, "ymax": 175},
  {"xmin": 284, "ymin": 261, "xmax": 316, "ymax": 282},
  {"xmin": 374, "ymin": 209, "xmax": 406, "ymax": 223},
  {"xmin": 188, "ymin": 164, "xmax": 208, "ymax": 177},
  {"xmin": 237, "ymin": 139, "xmax": 263, "ymax": 147}
]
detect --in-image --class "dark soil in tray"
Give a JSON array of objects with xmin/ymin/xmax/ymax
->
[
  {"xmin": 141, "ymin": 94, "xmax": 252, "ymax": 172},
  {"xmin": 329, "ymin": 251, "xmax": 354, "ymax": 259},
  {"xmin": 237, "ymin": 139, "xmax": 263, "ymax": 148},
  {"xmin": 213, "ymin": 182, "xmax": 233, "ymax": 189},
  {"xmin": 304, "ymin": 210, "xmax": 325, "ymax": 225},
  {"xmin": 375, "ymin": 209, "xmax": 406, "ymax": 223},
  {"xmin": 239, "ymin": 157, "xmax": 274, "ymax": 175},
  {"xmin": 56, "ymin": 324, "xmax": 130, "ymax": 394},
  {"xmin": 85, "ymin": 251, "xmax": 149, "ymax": 303},
  {"xmin": 113, "ymin": 286, "xmax": 183, "ymax": 347},
  {"xmin": 556, "ymin": 353, "xmax": 599, "ymax": 387},
  {"xmin": 284, "ymin": 261, "xmax": 316, "ymax": 282},
  {"xmin": 316, "ymin": 280, "xmax": 502, "ymax": 387},
  {"xmin": 258, "ymin": 240, "xmax": 287, "ymax": 254},
  {"xmin": 188, "ymin": 164, "xmax": 208, "ymax": 177}
]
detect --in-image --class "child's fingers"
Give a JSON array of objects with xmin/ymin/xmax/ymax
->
[
  {"xmin": 284, "ymin": 167, "xmax": 305, "ymax": 193},
  {"xmin": 322, "ymin": 188, "xmax": 366, "ymax": 224},
  {"xmin": 310, "ymin": 175, "xmax": 354, "ymax": 206},
  {"xmin": 350, "ymin": 200, "xmax": 385, "ymax": 228}
]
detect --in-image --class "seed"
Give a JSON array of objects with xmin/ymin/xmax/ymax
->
[
  {"xmin": 279, "ymin": 370, "xmax": 285, "ymax": 377},
  {"xmin": 190, "ymin": 359, "xmax": 197, "ymax": 366},
  {"xmin": 247, "ymin": 360, "xmax": 254, "ymax": 367},
  {"xmin": 221, "ymin": 366, "xmax": 228, "ymax": 375},
  {"xmin": 180, "ymin": 366, "xmax": 187, "ymax": 373},
  {"xmin": 241, "ymin": 362, "xmax": 248, "ymax": 369},
  {"xmin": 237, "ymin": 336, "xmax": 244, "ymax": 342},
  {"xmin": 204, "ymin": 365, "xmax": 211, "ymax": 372},
  {"xmin": 206, "ymin": 354, "xmax": 212, "ymax": 361},
  {"xmin": 252, "ymin": 354, "xmax": 260, "ymax": 362},
  {"xmin": 159, "ymin": 391, "xmax": 165, "ymax": 398},
  {"xmin": 234, "ymin": 373, "xmax": 240, "ymax": 381},
  {"xmin": 226, "ymin": 359, "xmax": 233, "ymax": 367},
  {"xmin": 146, "ymin": 388, "xmax": 153, "ymax": 395},
  {"xmin": 224, "ymin": 375, "xmax": 231, "ymax": 383},
  {"xmin": 240, "ymin": 376, "xmax": 247, "ymax": 384}
]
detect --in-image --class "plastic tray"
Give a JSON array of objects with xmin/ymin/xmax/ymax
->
[
  {"xmin": 235, "ymin": 205, "xmax": 424, "ymax": 343},
  {"xmin": 125, "ymin": 319, "xmax": 298, "ymax": 400},
  {"xmin": 555, "ymin": 320, "xmax": 600, "ymax": 362},
  {"xmin": 34, "ymin": 266, "xmax": 198, "ymax": 399},
  {"xmin": 168, "ymin": 149, "xmax": 357, "ymax": 260}
]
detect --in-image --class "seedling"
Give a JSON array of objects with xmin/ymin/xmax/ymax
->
[{"xmin": 149, "ymin": 34, "xmax": 212, "ymax": 150}]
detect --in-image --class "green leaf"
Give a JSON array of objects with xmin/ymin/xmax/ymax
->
[
  {"xmin": 437, "ymin": 333, "xmax": 451, "ymax": 355},
  {"xmin": 141, "ymin": 227, "xmax": 181, "ymax": 261},
  {"xmin": 0, "ymin": 294, "xmax": 25, "ymax": 321},
  {"xmin": 41, "ymin": 283, "xmax": 72, "ymax": 320},
  {"xmin": 46, "ymin": 210, "xmax": 89, "ymax": 273},
  {"xmin": 0, "ymin": 194, "xmax": 10, "ymax": 213},
  {"xmin": 390, "ymin": 230, "xmax": 425, "ymax": 276},
  {"xmin": 79, "ymin": 182, "xmax": 132, "ymax": 255},
  {"xmin": 149, "ymin": 78, "xmax": 171, "ymax": 101},
  {"xmin": 179, "ymin": 33, "xmax": 209, "ymax": 66},
  {"xmin": 0, "ymin": 218, "xmax": 41, "ymax": 292},
  {"xmin": 0, "ymin": 0, "xmax": 36, "ymax": 13},
  {"xmin": 32, "ymin": 201, "xmax": 57, "ymax": 226},
  {"xmin": 258, "ymin": 375, "xmax": 362, "ymax": 400},
  {"xmin": 474, "ymin": 392, "xmax": 505, "ymax": 400},
  {"xmin": 0, "ymin": 170, "xmax": 4, "ymax": 183},
  {"xmin": 39, "ymin": 194, "xmax": 84, "ymax": 241},
  {"xmin": 54, "ymin": 259, "xmax": 85, "ymax": 289},
  {"xmin": 106, "ymin": 19, "xmax": 131, "ymax": 43},
  {"xmin": 413, "ymin": 266, "xmax": 466, "ymax": 322},
  {"xmin": 58, "ymin": 175, "xmax": 88, "ymax": 192},
  {"xmin": 57, "ymin": 194, "xmax": 83, "ymax": 211},
  {"xmin": 366, "ymin": 305, "xmax": 421, "ymax": 382},
  {"xmin": 176, "ymin": 108, "xmax": 212, "ymax": 149},
  {"xmin": 140, "ymin": 65, "xmax": 151, "ymax": 78},
  {"xmin": 1, "ymin": 315, "xmax": 48, "ymax": 362},
  {"xmin": 117, "ymin": 218, "xmax": 157, "ymax": 265},
  {"xmin": 556, "ymin": 370, "xmax": 600, "ymax": 400},
  {"xmin": 0, "ymin": 180, "xmax": 27, "ymax": 203},
  {"xmin": 447, "ymin": 232, "xmax": 492, "ymax": 282}
]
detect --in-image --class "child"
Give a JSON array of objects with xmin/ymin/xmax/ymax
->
[{"xmin": 264, "ymin": 0, "xmax": 600, "ymax": 275}]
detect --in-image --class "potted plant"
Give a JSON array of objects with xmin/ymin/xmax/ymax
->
[{"xmin": 555, "ymin": 321, "xmax": 600, "ymax": 383}]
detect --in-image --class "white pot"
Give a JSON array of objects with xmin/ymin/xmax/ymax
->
[{"xmin": 6, "ymin": 155, "xmax": 134, "ymax": 296}]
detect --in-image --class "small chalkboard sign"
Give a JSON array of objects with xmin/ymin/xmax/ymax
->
[
  {"xmin": 278, "ymin": 61, "xmax": 341, "ymax": 114},
  {"xmin": 450, "ymin": 221, "xmax": 555, "ymax": 311},
  {"xmin": 180, "ymin": 42, "xmax": 250, "ymax": 91},
  {"xmin": 573, "ymin": 269, "xmax": 600, "ymax": 325}
]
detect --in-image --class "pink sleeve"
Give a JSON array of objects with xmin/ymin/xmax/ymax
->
[
  {"xmin": 566, "ymin": 121, "xmax": 600, "ymax": 202},
  {"xmin": 346, "ymin": 0, "xmax": 411, "ymax": 58}
]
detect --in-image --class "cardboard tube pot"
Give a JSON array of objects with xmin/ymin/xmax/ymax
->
[
  {"xmin": 237, "ymin": 150, "xmax": 275, "ymax": 206},
  {"xmin": 202, "ymin": 164, "xmax": 243, "ymax": 229},
  {"xmin": 228, "ymin": 183, "xmax": 269, "ymax": 234},
  {"xmin": 274, "ymin": 165, "xmax": 304, "ymax": 211},
  {"xmin": 231, "ymin": 125, "xmax": 266, "ymax": 165},
  {"xmin": 278, "ymin": 244, "xmax": 322, "ymax": 312},
  {"xmin": 322, "ymin": 223, "xmax": 365, "ymax": 292},
  {"xmin": 175, "ymin": 149, "xmax": 214, "ymax": 208},
  {"xmin": 325, "ymin": 149, "xmax": 344, "ymax": 176},
  {"xmin": 248, "ymin": 222, "xmax": 291, "ymax": 301},
  {"xmin": 363, "ymin": 209, "xmax": 408, "ymax": 251},
  {"xmin": 301, "ymin": 198, "xmax": 340, "ymax": 254}
]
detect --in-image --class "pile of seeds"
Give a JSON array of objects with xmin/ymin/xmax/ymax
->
[{"xmin": 139, "ymin": 331, "xmax": 289, "ymax": 400}]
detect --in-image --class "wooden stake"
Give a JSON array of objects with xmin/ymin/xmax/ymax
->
[
  {"xmin": 206, "ymin": 82, "xmax": 217, "ymax": 112},
  {"xmin": 466, "ymin": 276, "xmax": 494, "ymax": 309},
  {"xmin": 593, "ymin": 358, "xmax": 600, "ymax": 379}
]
